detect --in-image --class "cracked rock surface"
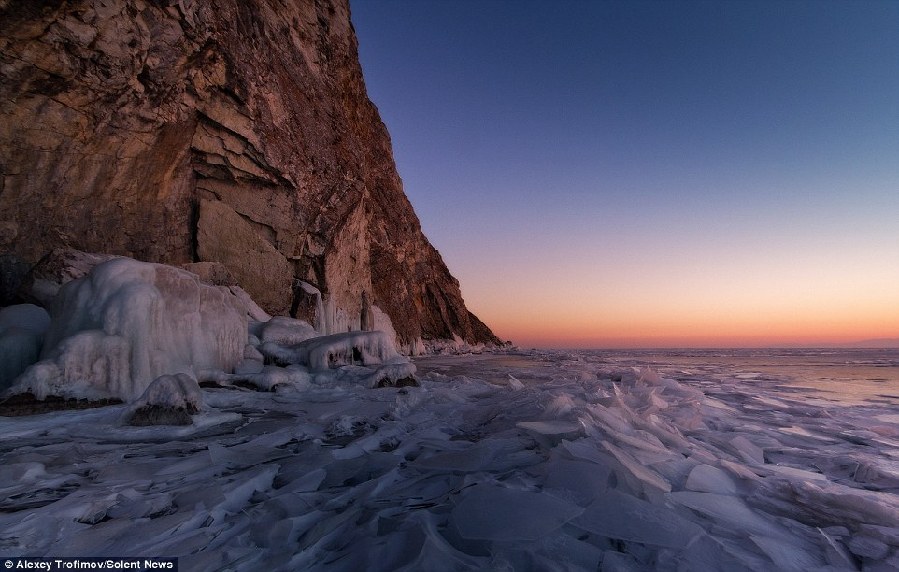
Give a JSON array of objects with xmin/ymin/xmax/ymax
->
[{"xmin": 0, "ymin": 0, "xmax": 499, "ymax": 346}]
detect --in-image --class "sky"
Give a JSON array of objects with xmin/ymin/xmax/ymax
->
[{"xmin": 350, "ymin": 0, "xmax": 899, "ymax": 349}]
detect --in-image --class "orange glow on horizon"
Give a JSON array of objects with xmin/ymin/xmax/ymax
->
[
  {"xmin": 462, "ymin": 264, "xmax": 899, "ymax": 349},
  {"xmin": 446, "ymin": 185, "xmax": 899, "ymax": 351}
]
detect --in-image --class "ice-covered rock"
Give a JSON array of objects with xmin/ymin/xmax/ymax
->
[
  {"xmin": 303, "ymin": 331, "xmax": 404, "ymax": 371},
  {"xmin": 8, "ymin": 258, "xmax": 246, "ymax": 402},
  {"xmin": 231, "ymin": 365, "xmax": 312, "ymax": 392},
  {"xmin": 258, "ymin": 316, "xmax": 318, "ymax": 346},
  {"xmin": 368, "ymin": 362, "xmax": 418, "ymax": 388},
  {"xmin": 234, "ymin": 358, "xmax": 265, "ymax": 375},
  {"xmin": 125, "ymin": 373, "xmax": 203, "ymax": 426},
  {"xmin": 255, "ymin": 329, "xmax": 416, "ymax": 388},
  {"xmin": 16, "ymin": 248, "xmax": 119, "ymax": 307},
  {"xmin": 228, "ymin": 286, "xmax": 271, "ymax": 322},
  {"xmin": 0, "ymin": 304, "xmax": 50, "ymax": 390}
]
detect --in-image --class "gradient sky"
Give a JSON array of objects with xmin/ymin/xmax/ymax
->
[{"xmin": 350, "ymin": 0, "xmax": 899, "ymax": 348}]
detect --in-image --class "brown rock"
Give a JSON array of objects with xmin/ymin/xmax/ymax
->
[
  {"xmin": 0, "ymin": 392, "xmax": 122, "ymax": 417},
  {"xmin": 18, "ymin": 248, "xmax": 120, "ymax": 306},
  {"xmin": 180, "ymin": 261, "xmax": 238, "ymax": 286},
  {"xmin": 0, "ymin": 0, "xmax": 500, "ymax": 346},
  {"xmin": 196, "ymin": 199, "xmax": 293, "ymax": 314}
]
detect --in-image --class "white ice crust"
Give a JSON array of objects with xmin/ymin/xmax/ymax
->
[
  {"xmin": 9, "ymin": 258, "xmax": 247, "ymax": 401},
  {"xmin": 127, "ymin": 373, "xmax": 204, "ymax": 413}
]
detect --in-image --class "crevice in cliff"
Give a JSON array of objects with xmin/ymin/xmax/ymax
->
[
  {"xmin": 235, "ymin": 211, "xmax": 277, "ymax": 248},
  {"xmin": 188, "ymin": 197, "xmax": 199, "ymax": 263},
  {"xmin": 192, "ymin": 111, "xmax": 292, "ymax": 188},
  {"xmin": 0, "ymin": 0, "xmax": 501, "ymax": 345}
]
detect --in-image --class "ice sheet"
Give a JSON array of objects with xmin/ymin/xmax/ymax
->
[{"xmin": 1, "ymin": 347, "xmax": 897, "ymax": 570}]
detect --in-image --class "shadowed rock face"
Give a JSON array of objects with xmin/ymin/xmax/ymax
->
[{"xmin": 0, "ymin": 0, "xmax": 500, "ymax": 346}]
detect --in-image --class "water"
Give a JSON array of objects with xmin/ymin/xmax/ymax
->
[{"xmin": 584, "ymin": 348, "xmax": 899, "ymax": 405}]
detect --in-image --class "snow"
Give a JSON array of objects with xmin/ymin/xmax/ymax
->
[
  {"xmin": 7, "ymin": 258, "xmax": 246, "ymax": 401},
  {"xmin": 0, "ymin": 347, "xmax": 897, "ymax": 569}
]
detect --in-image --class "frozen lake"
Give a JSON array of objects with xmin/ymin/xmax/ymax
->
[{"xmin": 1, "ymin": 348, "xmax": 897, "ymax": 570}]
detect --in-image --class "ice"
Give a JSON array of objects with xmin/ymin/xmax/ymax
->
[
  {"xmin": 130, "ymin": 373, "xmax": 203, "ymax": 412},
  {"xmin": 543, "ymin": 455, "xmax": 612, "ymax": 505},
  {"xmin": 303, "ymin": 331, "xmax": 403, "ymax": 370},
  {"xmin": 258, "ymin": 316, "xmax": 318, "ymax": 346},
  {"xmin": 602, "ymin": 440, "xmax": 672, "ymax": 494},
  {"xmin": 364, "ymin": 361, "xmax": 418, "ymax": 388},
  {"xmin": 847, "ymin": 534, "xmax": 890, "ymax": 559},
  {"xmin": 516, "ymin": 420, "xmax": 583, "ymax": 447},
  {"xmin": 371, "ymin": 305, "xmax": 400, "ymax": 348},
  {"xmin": 9, "ymin": 258, "xmax": 246, "ymax": 401},
  {"xmin": 259, "ymin": 330, "xmax": 408, "ymax": 370},
  {"xmin": 762, "ymin": 463, "xmax": 828, "ymax": 482},
  {"xmin": 817, "ymin": 527, "xmax": 858, "ymax": 568},
  {"xmin": 600, "ymin": 552, "xmax": 644, "ymax": 571},
  {"xmin": 750, "ymin": 535, "xmax": 825, "ymax": 571},
  {"xmin": 3, "ymin": 347, "xmax": 899, "ymax": 568},
  {"xmin": 730, "ymin": 435, "xmax": 766, "ymax": 464},
  {"xmin": 450, "ymin": 484, "xmax": 582, "ymax": 541},
  {"xmin": 572, "ymin": 489, "xmax": 705, "ymax": 548},
  {"xmin": 0, "ymin": 304, "xmax": 50, "ymax": 390},
  {"xmin": 227, "ymin": 285, "xmax": 271, "ymax": 322},
  {"xmin": 789, "ymin": 480, "xmax": 899, "ymax": 527},
  {"xmin": 685, "ymin": 464, "xmax": 738, "ymax": 494},
  {"xmin": 228, "ymin": 364, "xmax": 312, "ymax": 392},
  {"xmin": 414, "ymin": 440, "xmax": 518, "ymax": 472},
  {"xmin": 668, "ymin": 491, "xmax": 785, "ymax": 536},
  {"xmin": 125, "ymin": 373, "xmax": 203, "ymax": 426}
]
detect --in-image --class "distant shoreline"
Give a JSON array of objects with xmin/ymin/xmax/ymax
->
[{"xmin": 519, "ymin": 340, "xmax": 899, "ymax": 351}]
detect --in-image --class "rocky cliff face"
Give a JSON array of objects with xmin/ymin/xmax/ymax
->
[{"xmin": 0, "ymin": 0, "xmax": 499, "ymax": 347}]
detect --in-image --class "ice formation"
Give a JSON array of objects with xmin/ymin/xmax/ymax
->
[
  {"xmin": 257, "ymin": 316, "xmax": 318, "ymax": 346},
  {"xmin": 302, "ymin": 330, "xmax": 403, "ymax": 370},
  {"xmin": 0, "ymin": 347, "xmax": 897, "ymax": 570},
  {"xmin": 125, "ymin": 373, "xmax": 204, "ymax": 426},
  {"xmin": 8, "ymin": 258, "xmax": 247, "ymax": 401},
  {"xmin": 255, "ymin": 329, "xmax": 416, "ymax": 389},
  {"xmin": 0, "ymin": 304, "xmax": 50, "ymax": 390}
]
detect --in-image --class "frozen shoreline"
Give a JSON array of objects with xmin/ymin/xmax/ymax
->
[{"xmin": 1, "ymin": 349, "xmax": 897, "ymax": 570}]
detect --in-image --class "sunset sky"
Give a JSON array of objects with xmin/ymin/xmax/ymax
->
[{"xmin": 351, "ymin": 0, "xmax": 899, "ymax": 348}]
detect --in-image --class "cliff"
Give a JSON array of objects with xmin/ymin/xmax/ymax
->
[{"xmin": 0, "ymin": 0, "xmax": 499, "ymax": 347}]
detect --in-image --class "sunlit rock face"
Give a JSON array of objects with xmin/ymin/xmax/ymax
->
[{"xmin": 0, "ymin": 0, "xmax": 499, "ymax": 346}]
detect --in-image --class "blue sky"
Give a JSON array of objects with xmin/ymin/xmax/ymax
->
[{"xmin": 350, "ymin": 0, "xmax": 899, "ymax": 347}]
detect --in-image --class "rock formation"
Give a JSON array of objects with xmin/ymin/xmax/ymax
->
[{"xmin": 0, "ymin": 0, "xmax": 499, "ymax": 347}]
